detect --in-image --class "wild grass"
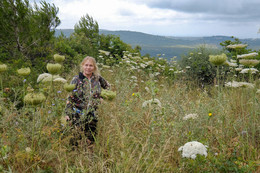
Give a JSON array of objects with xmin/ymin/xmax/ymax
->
[{"xmin": 0, "ymin": 64, "xmax": 259, "ymax": 172}]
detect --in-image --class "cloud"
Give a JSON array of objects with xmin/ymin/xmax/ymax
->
[
  {"xmin": 36, "ymin": 0, "xmax": 260, "ymax": 38},
  {"xmin": 136, "ymin": 0, "xmax": 260, "ymax": 22}
]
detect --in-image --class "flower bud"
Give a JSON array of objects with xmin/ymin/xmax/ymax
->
[
  {"xmin": 46, "ymin": 63, "xmax": 62, "ymax": 75},
  {"xmin": 54, "ymin": 54, "xmax": 65, "ymax": 63},
  {"xmin": 64, "ymin": 83, "xmax": 76, "ymax": 92},
  {"xmin": 0, "ymin": 64, "xmax": 7, "ymax": 73},
  {"xmin": 17, "ymin": 67, "xmax": 31, "ymax": 76},
  {"xmin": 101, "ymin": 90, "xmax": 116, "ymax": 100},
  {"xmin": 24, "ymin": 92, "xmax": 46, "ymax": 105},
  {"xmin": 209, "ymin": 53, "xmax": 227, "ymax": 66}
]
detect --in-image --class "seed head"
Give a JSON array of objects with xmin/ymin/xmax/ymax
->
[
  {"xmin": 24, "ymin": 92, "xmax": 46, "ymax": 105},
  {"xmin": 17, "ymin": 67, "xmax": 31, "ymax": 76},
  {"xmin": 54, "ymin": 54, "xmax": 65, "ymax": 63},
  {"xmin": 0, "ymin": 64, "xmax": 7, "ymax": 73},
  {"xmin": 209, "ymin": 53, "xmax": 227, "ymax": 66},
  {"xmin": 46, "ymin": 63, "xmax": 62, "ymax": 75},
  {"xmin": 64, "ymin": 83, "xmax": 76, "ymax": 92},
  {"xmin": 101, "ymin": 90, "xmax": 116, "ymax": 100}
]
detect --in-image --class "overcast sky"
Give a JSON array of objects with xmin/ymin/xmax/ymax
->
[{"xmin": 39, "ymin": 0, "xmax": 260, "ymax": 38}]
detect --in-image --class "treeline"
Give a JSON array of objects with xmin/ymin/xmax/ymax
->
[{"xmin": 0, "ymin": 0, "xmax": 141, "ymax": 76}]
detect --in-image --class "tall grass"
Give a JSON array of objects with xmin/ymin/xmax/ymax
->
[{"xmin": 0, "ymin": 63, "xmax": 259, "ymax": 172}]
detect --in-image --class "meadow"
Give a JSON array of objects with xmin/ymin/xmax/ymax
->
[{"xmin": 0, "ymin": 50, "xmax": 259, "ymax": 173}]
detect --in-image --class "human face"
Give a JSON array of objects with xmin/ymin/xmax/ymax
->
[{"xmin": 82, "ymin": 60, "xmax": 95, "ymax": 77}]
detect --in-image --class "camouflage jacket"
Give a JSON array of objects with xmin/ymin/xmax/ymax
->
[{"xmin": 65, "ymin": 72, "xmax": 110, "ymax": 118}]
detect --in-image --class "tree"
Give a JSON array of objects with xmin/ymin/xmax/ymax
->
[
  {"xmin": 74, "ymin": 14, "xmax": 99, "ymax": 54},
  {"xmin": 0, "ymin": 0, "xmax": 60, "ymax": 63}
]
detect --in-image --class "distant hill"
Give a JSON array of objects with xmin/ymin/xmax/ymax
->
[{"xmin": 55, "ymin": 29, "xmax": 260, "ymax": 59}]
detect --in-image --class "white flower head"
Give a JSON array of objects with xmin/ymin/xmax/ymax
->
[
  {"xmin": 226, "ymin": 44, "xmax": 248, "ymax": 49},
  {"xmin": 237, "ymin": 52, "xmax": 258, "ymax": 59},
  {"xmin": 225, "ymin": 81, "xmax": 254, "ymax": 88},
  {"xmin": 240, "ymin": 68, "xmax": 259, "ymax": 74},
  {"xmin": 140, "ymin": 63, "xmax": 147, "ymax": 68},
  {"xmin": 25, "ymin": 147, "xmax": 32, "ymax": 153},
  {"xmin": 98, "ymin": 50, "xmax": 110, "ymax": 56},
  {"xmin": 239, "ymin": 59, "xmax": 260, "ymax": 67},
  {"xmin": 37, "ymin": 73, "xmax": 52, "ymax": 83},
  {"xmin": 225, "ymin": 61, "xmax": 238, "ymax": 67},
  {"xmin": 145, "ymin": 87, "xmax": 150, "ymax": 93},
  {"xmin": 183, "ymin": 113, "xmax": 198, "ymax": 120},
  {"xmin": 142, "ymin": 98, "xmax": 161, "ymax": 108},
  {"xmin": 178, "ymin": 141, "xmax": 208, "ymax": 159},
  {"xmin": 53, "ymin": 77, "xmax": 67, "ymax": 83}
]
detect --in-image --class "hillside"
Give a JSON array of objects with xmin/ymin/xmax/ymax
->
[{"xmin": 55, "ymin": 29, "xmax": 260, "ymax": 59}]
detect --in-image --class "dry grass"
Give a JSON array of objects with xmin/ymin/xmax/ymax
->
[{"xmin": 0, "ymin": 66, "xmax": 259, "ymax": 172}]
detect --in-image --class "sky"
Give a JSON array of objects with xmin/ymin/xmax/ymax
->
[{"xmin": 37, "ymin": 0, "xmax": 260, "ymax": 38}]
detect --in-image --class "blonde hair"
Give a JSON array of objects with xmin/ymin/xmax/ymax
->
[{"xmin": 80, "ymin": 56, "xmax": 100, "ymax": 76}]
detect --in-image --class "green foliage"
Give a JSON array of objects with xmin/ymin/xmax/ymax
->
[
  {"xmin": 179, "ymin": 46, "xmax": 223, "ymax": 85},
  {"xmin": 74, "ymin": 14, "xmax": 99, "ymax": 55},
  {"xmin": 0, "ymin": 0, "xmax": 60, "ymax": 63},
  {"xmin": 74, "ymin": 14, "xmax": 99, "ymax": 41},
  {"xmin": 220, "ymin": 36, "xmax": 249, "ymax": 55}
]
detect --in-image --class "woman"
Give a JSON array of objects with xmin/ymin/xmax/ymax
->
[{"xmin": 65, "ymin": 56, "xmax": 110, "ymax": 147}]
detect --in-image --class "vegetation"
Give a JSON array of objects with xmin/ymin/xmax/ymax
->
[
  {"xmin": 0, "ymin": 0, "xmax": 260, "ymax": 172},
  {"xmin": 55, "ymin": 29, "xmax": 260, "ymax": 60}
]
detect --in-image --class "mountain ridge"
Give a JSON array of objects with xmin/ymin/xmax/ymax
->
[{"xmin": 55, "ymin": 29, "xmax": 260, "ymax": 59}]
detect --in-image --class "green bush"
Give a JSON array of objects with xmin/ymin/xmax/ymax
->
[{"xmin": 179, "ymin": 46, "xmax": 224, "ymax": 85}]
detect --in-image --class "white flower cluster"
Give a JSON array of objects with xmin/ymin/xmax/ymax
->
[
  {"xmin": 142, "ymin": 98, "xmax": 161, "ymax": 108},
  {"xmin": 240, "ymin": 68, "xmax": 259, "ymax": 74},
  {"xmin": 226, "ymin": 44, "xmax": 247, "ymax": 49},
  {"xmin": 37, "ymin": 73, "xmax": 67, "ymax": 83},
  {"xmin": 237, "ymin": 52, "xmax": 258, "ymax": 59},
  {"xmin": 183, "ymin": 113, "xmax": 198, "ymax": 120},
  {"xmin": 178, "ymin": 141, "xmax": 208, "ymax": 159},
  {"xmin": 225, "ymin": 61, "xmax": 238, "ymax": 67},
  {"xmin": 225, "ymin": 81, "xmax": 255, "ymax": 88}
]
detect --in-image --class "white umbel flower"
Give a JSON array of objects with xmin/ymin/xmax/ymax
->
[
  {"xmin": 142, "ymin": 98, "xmax": 161, "ymax": 108},
  {"xmin": 226, "ymin": 44, "xmax": 247, "ymax": 49},
  {"xmin": 53, "ymin": 77, "xmax": 67, "ymax": 83},
  {"xmin": 237, "ymin": 52, "xmax": 258, "ymax": 59},
  {"xmin": 183, "ymin": 113, "xmax": 198, "ymax": 120},
  {"xmin": 37, "ymin": 73, "xmax": 52, "ymax": 83},
  {"xmin": 37, "ymin": 73, "xmax": 64, "ymax": 83},
  {"xmin": 240, "ymin": 68, "xmax": 259, "ymax": 74},
  {"xmin": 225, "ymin": 81, "xmax": 255, "ymax": 88},
  {"xmin": 178, "ymin": 141, "xmax": 208, "ymax": 159}
]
